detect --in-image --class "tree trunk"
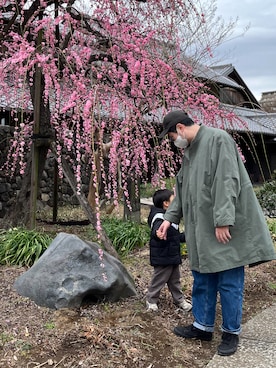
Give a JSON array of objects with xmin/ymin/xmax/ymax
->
[
  {"xmin": 124, "ymin": 177, "xmax": 141, "ymax": 223},
  {"xmin": 87, "ymin": 151, "xmax": 101, "ymax": 209},
  {"xmin": 87, "ymin": 141, "xmax": 112, "ymax": 211},
  {"xmin": 51, "ymin": 145, "xmax": 119, "ymax": 259}
]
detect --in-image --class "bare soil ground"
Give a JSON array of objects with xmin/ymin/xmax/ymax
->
[{"xmin": 1, "ymin": 226, "xmax": 275, "ymax": 368}]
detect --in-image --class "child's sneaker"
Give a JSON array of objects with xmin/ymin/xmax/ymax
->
[
  {"xmin": 177, "ymin": 300, "xmax": 192, "ymax": 312},
  {"xmin": 146, "ymin": 301, "xmax": 158, "ymax": 311}
]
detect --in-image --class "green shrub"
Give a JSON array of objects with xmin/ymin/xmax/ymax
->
[
  {"xmin": 0, "ymin": 228, "xmax": 52, "ymax": 267},
  {"xmin": 267, "ymin": 219, "xmax": 276, "ymax": 245},
  {"xmin": 140, "ymin": 178, "xmax": 176, "ymax": 198},
  {"xmin": 181, "ymin": 242, "xmax": 188, "ymax": 257},
  {"xmin": 100, "ymin": 218, "xmax": 150, "ymax": 257},
  {"xmin": 255, "ymin": 180, "xmax": 276, "ymax": 218}
]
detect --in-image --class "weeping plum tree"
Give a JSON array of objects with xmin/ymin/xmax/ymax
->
[{"xmin": 0, "ymin": 0, "xmax": 243, "ymax": 251}]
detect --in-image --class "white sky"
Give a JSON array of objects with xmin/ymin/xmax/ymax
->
[{"xmin": 214, "ymin": 0, "xmax": 276, "ymax": 101}]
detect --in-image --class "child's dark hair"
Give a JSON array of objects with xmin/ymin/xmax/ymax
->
[{"xmin": 153, "ymin": 189, "xmax": 174, "ymax": 209}]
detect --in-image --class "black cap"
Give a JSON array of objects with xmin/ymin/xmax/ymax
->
[{"xmin": 158, "ymin": 110, "xmax": 189, "ymax": 138}]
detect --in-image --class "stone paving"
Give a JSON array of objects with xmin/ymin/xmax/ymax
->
[{"xmin": 206, "ymin": 303, "xmax": 276, "ymax": 368}]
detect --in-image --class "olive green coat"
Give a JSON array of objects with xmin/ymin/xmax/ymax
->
[{"xmin": 164, "ymin": 125, "xmax": 276, "ymax": 273}]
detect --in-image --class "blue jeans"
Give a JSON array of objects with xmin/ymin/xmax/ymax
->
[{"xmin": 192, "ymin": 266, "xmax": 244, "ymax": 334}]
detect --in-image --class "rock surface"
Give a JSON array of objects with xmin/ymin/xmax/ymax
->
[{"xmin": 14, "ymin": 232, "xmax": 137, "ymax": 309}]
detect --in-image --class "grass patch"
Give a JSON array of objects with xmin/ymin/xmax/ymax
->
[
  {"xmin": 88, "ymin": 218, "xmax": 150, "ymax": 258},
  {"xmin": 0, "ymin": 332, "xmax": 13, "ymax": 347},
  {"xmin": 44, "ymin": 321, "xmax": 55, "ymax": 329},
  {"xmin": 0, "ymin": 228, "xmax": 52, "ymax": 267}
]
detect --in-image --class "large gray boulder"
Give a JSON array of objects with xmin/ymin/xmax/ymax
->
[{"xmin": 14, "ymin": 232, "xmax": 137, "ymax": 309}]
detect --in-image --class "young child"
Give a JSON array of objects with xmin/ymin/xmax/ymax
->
[{"xmin": 146, "ymin": 189, "xmax": 192, "ymax": 312}]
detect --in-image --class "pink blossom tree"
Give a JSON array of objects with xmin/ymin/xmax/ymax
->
[{"xmin": 0, "ymin": 0, "xmax": 242, "ymax": 253}]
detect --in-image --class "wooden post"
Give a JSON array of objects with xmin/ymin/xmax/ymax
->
[
  {"xmin": 30, "ymin": 25, "xmax": 43, "ymax": 229},
  {"xmin": 52, "ymin": 1, "xmax": 59, "ymax": 223},
  {"xmin": 52, "ymin": 160, "xmax": 58, "ymax": 222}
]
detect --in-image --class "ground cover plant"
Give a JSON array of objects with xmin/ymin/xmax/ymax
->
[
  {"xmin": 0, "ymin": 228, "xmax": 52, "ymax": 267},
  {"xmin": 100, "ymin": 218, "xmax": 150, "ymax": 258}
]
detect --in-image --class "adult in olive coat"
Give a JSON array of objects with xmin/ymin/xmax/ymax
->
[{"xmin": 157, "ymin": 110, "xmax": 276, "ymax": 357}]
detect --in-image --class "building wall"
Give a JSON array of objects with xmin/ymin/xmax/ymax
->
[
  {"xmin": 0, "ymin": 126, "xmax": 90, "ymax": 218},
  {"xmin": 239, "ymin": 132, "xmax": 276, "ymax": 183},
  {"xmin": 259, "ymin": 91, "xmax": 276, "ymax": 113}
]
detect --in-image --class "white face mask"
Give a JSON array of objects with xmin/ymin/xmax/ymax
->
[{"xmin": 174, "ymin": 135, "xmax": 189, "ymax": 149}]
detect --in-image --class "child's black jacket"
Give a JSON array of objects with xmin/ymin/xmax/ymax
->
[{"xmin": 148, "ymin": 206, "xmax": 185, "ymax": 266}]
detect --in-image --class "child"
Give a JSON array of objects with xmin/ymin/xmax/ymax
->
[{"xmin": 146, "ymin": 189, "xmax": 192, "ymax": 312}]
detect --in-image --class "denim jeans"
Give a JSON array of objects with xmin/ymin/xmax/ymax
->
[{"xmin": 192, "ymin": 266, "xmax": 244, "ymax": 334}]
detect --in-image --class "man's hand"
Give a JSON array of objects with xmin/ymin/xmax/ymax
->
[
  {"xmin": 215, "ymin": 226, "xmax": 231, "ymax": 244},
  {"xmin": 156, "ymin": 220, "xmax": 171, "ymax": 240}
]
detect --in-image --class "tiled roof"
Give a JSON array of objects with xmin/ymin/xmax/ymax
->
[
  {"xmin": 222, "ymin": 104, "xmax": 276, "ymax": 135},
  {"xmin": 0, "ymin": 89, "xmax": 33, "ymax": 111},
  {"xmin": 193, "ymin": 63, "xmax": 243, "ymax": 89},
  {"xmin": 1, "ymin": 65, "xmax": 275, "ymax": 137},
  {"xmin": 211, "ymin": 64, "xmax": 235, "ymax": 77},
  {"xmin": 210, "ymin": 64, "xmax": 260, "ymax": 107}
]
